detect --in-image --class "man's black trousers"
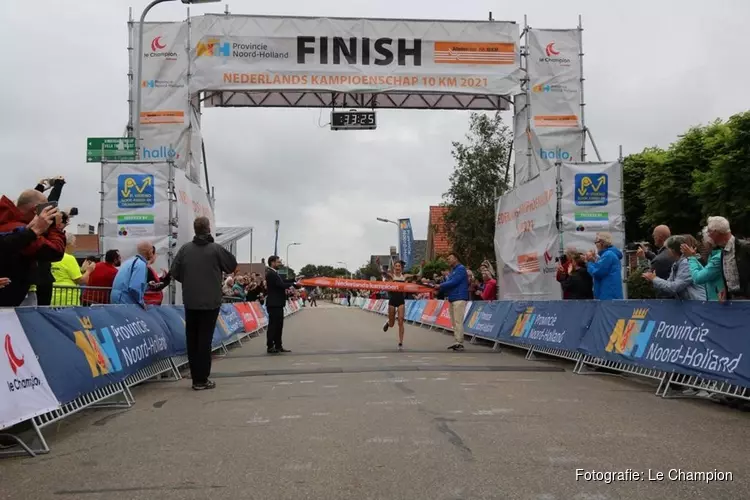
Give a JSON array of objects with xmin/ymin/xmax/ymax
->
[
  {"xmin": 267, "ymin": 306, "xmax": 285, "ymax": 349},
  {"xmin": 185, "ymin": 308, "xmax": 220, "ymax": 385}
]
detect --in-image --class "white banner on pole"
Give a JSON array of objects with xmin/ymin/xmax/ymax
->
[
  {"xmin": 494, "ymin": 168, "xmax": 561, "ymax": 300},
  {"xmin": 101, "ymin": 162, "xmax": 171, "ymax": 272},
  {"xmin": 136, "ymin": 22, "xmax": 196, "ymax": 181},
  {"xmin": 190, "ymin": 15, "xmax": 522, "ymax": 95},
  {"xmin": 525, "ymin": 28, "xmax": 583, "ymax": 175},
  {"xmin": 0, "ymin": 310, "xmax": 59, "ymax": 430},
  {"xmin": 174, "ymin": 169, "xmax": 215, "ymax": 249},
  {"xmin": 559, "ymin": 161, "xmax": 625, "ymax": 253}
]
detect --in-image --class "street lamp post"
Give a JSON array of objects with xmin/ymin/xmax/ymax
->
[
  {"xmin": 133, "ymin": 0, "xmax": 220, "ymax": 152},
  {"xmin": 376, "ymin": 217, "xmax": 401, "ymax": 268},
  {"xmin": 337, "ymin": 261, "xmax": 351, "ymax": 279},
  {"xmin": 286, "ymin": 242, "xmax": 301, "ymax": 276}
]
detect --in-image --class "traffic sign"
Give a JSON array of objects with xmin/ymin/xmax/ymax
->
[{"xmin": 86, "ymin": 137, "xmax": 136, "ymax": 163}]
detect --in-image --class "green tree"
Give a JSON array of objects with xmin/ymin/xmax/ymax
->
[
  {"xmin": 622, "ymin": 148, "xmax": 665, "ymax": 243},
  {"xmin": 299, "ymin": 264, "xmax": 319, "ymax": 277},
  {"xmin": 640, "ymin": 126, "xmax": 710, "ymax": 235},
  {"xmin": 443, "ymin": 111, "xmax": 511, "ymax": 269},
  {"xmin": 421, "ymin": 258, "xmax": 450, "ymax": 280},
  {"xmin": 692, "ymin": 112, "xmax": 750, "ymax": 236},
  {"xmin": 358, "ymin": 262, "xmax": 382, "ymax": 280},
  {"xmin": 332, "ymin": 267, "xmax": 350, "ymax": 277}
]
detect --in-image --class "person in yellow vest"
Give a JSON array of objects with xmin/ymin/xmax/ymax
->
[{"xmin": 51, "ymin": 234, "xmax": 93, "ymax": 306}]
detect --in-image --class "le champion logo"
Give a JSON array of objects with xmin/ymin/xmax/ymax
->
[
  {"xmin": 4, "ymin": 333, "xmax": 25, "ymax": 374},
  {"xmin": 4, "ymin": 333, "xmax": 42, "ymax": 392}
]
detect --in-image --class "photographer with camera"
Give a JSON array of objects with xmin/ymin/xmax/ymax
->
[
  {"xmin": 33, "ymin": 177, "xmax": 78, "ymax": 305},
  {"xmin": 0, "ymin": 187, "xmax": 67, "ymax": 307}
]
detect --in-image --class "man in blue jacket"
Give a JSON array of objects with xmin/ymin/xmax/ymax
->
[
  {"xmin": 435, "ymin": 252, "xmax": 469, "ymax": 351},
  {"xmin": 111, "ymin": 241, "xmax": 152, "ymax": 306}
]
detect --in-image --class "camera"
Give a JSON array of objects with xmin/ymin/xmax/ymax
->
[
  {"xmin": 554, "ymin": 254, "xmax": 568, "ymax": 264},
  {"xmin": 61, "ymin": 207, "xmax": 78, "ymax": 225}
]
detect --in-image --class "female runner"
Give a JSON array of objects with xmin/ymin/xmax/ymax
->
[{"xmin": 382, "ymin": 260, "xmax": 411, "ymax": 350}]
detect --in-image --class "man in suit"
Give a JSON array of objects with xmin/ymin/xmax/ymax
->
[{"xmin": 265, "ymin": 255, "xmax": 301, "ymax": 354}]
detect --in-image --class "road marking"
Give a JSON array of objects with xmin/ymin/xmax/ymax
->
[
  {"xmin": 447, "ymin": 410, "xmax": 464, "ymax": 414},
  {"xmin": 359, "ymin": 356, "xmax": 388, "ymax": 359},
  {"xmin": 366, "ymin": 437, "xmax": 399, "ymax": 444},
  {"xmin": 366, "ymin": 401, "xmax": 394, "ymax": 406},
  {"xmin": 283, "ymin": 462, "xmax": 313, "ymax": 471},
  {"xmin": 412, "ymin": 438, "xmax": 436, "ymax": 446},
  {"xmin": 322, "ymin": 385, "xmax": 339, "ymax": 389},
  {"xmin": 472, "ymin": 408, "xmax": 514, "ymax": 416},
  {"xmin": 247, "ymin": 417, "xmax": 270, "ymax": 424},
  {"xmin": 390, "ymin": 378, "xmax": 409, "ymax": 383},
  {"xmin": 299, "ymin": 380, "xmax": 315, "ymax": 384},
  {"xmin": 432, "ymin": 377, "xmax": 448, "ymax": 381},
  {"xmin": 415, "ymin": 377, "xmax": 428, "ymax": 381},
  {"xmin": 460, "ymin": 383, "xmax": 479, "ymax": 386},
  {"xmin": 280, "ymin": 415, "xmax": 302, "ymax": 420},
  {"xmin": 400, "ymin": 399, "xmax": 423, "ymax": 406},
  {"xmin": 276, "ymin": 381, "xmax": 293, "ymax": 386},
  {"xmin": 312, "ymin": 412, "xmax": 330, "ymax": 417}
]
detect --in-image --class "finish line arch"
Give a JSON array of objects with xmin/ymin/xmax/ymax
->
[{"xmin": 103, "ymin": 12, "xmax": 590, "ymax": 303}]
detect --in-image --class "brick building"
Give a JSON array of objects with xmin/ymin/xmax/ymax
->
[{"xmin": 426, "ymin": 206, "xmax": 453, "ymax": 261}]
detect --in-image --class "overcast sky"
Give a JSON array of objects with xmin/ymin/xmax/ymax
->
[{"xmin": 1, "ymin": 0, "xmax": 747, "ymax": 272}]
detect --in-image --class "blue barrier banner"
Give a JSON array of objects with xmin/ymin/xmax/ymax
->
[
  {"xmin": 409, "ymin": 300, "xmax": 426, "ymax": 322},
  {"xmin": 146, "ymin": 306, "xmax": 187, "ymax": 355},
  {"xmin": 498, "ymin": 300, "xmax": 596, "ymax": 351},
  {"xmin": 16, "ymin": 305, "xmax": 172, "ymax": 404},
  {"xmin": 217, "ymin": 303, "xmax": 244, "ymax": 338},
  {"xmin": 463, "ymin": 301, "xmax": 511, "ymax": 340},
  {"xmin": 579, "ymin": 300, "xmax": 750, "ymax": 385},
  {"xmin": 404, "ymin": 300, "xmax": 416, "ymax": 320}
]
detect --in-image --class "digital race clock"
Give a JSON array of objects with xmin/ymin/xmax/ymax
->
[{"xmin": 330, "ymin": 110, "xmax": 377, "ymax": 131}]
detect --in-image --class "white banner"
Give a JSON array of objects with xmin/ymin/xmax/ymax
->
[
  {"xmin": 136, "ymin": 22, "xmax": 196, "ymax": 181},
  {"xmin": 174, "ymin": 170, "xmax": 215, "ymax": 248},
  {"xmin": 494, "ymin": 168, "xmax": 561, "ymax": 300},
  {"xmin": 1, "ymin": 310, "xmax": 59, "ymax": 429},
  {"xmin": 101, "ymin": 162, "xmax": 171, "ymax": 272},
  {"xmin": 190, "ymin": 15, "xmax": 522, "ymax": 95},
  {"xmin": 559, "ymin": 161, "xmax": 625, "ymax": 253},
  {"xmin": 524, "ymin": 28, "xmax": 584, "ymax": 176}
]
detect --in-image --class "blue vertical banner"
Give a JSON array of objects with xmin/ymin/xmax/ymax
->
[{"xmin": 398, "ymin": 218, "xmax": 414, "ymax": 271}]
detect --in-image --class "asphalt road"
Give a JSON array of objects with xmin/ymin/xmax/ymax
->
[{"xmin": 2, "ymin": 304, "xmax": 748, "ymax": 500}]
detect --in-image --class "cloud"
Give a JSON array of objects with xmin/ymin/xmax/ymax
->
[{"xmin": 1, "ymin": 0, "xmax": 748, "ymax": 273}]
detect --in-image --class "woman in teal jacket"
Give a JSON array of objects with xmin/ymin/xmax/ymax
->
[{"xmin": 680, "ymin": 228, "xmax": 725, "ymax": 301}]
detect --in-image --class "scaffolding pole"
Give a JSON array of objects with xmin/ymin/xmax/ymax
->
[
  {"xmin": 126, "ymin": 8, "xmax": 134, "ymax": 138},
  {"xmin": 523, "ymin": 15, "xmax": 533, "ymax": 180},
  {"xmin": 578, "ymin": 15, "xmax": 586, "ymax": 163}
]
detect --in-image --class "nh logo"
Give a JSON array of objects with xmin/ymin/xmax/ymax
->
[
  {"xmin": 197, "ymin": 38, "xmax": 230, "ymax": 57},
  {"xmin": 511, "ymin": 307, "xmax": 535, "ymax": 337},
  {"xmin": 74, "ymin": 316, "xmax": 123, "ymax": 377},
  {"xmin": 605, "ymin": 308, "xmax": 654, "ymax": 357}
]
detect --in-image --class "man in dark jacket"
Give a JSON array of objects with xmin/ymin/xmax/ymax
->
[
  {"xmin": 170, "ymin": 216, "xmax": 237, "ymax": 390},
  {"xmin": 0, "ymin": 190, "xmax": 66, "ymax": 307},
  {"xmin": 637, "ymin": 225, "xmax": 675, "ymax": 298},
  {"xmin": 265, "ymin": 255, "xmax": 301, "ymax": 354}
]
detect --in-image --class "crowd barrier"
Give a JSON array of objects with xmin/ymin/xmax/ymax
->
[
  {"xmin": 338, "ymin": 297, "xmax": 750, "ymax": 404},
  {"xmin": 0, "ymin": 298, "xmax": 303, "ymax": 458}
]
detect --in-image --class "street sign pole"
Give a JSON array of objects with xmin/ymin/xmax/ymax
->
[{"xmin": 87, "ymin": 137, "xmax": 137, "ymax": 163}]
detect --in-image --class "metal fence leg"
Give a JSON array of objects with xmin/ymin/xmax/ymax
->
[
  {"xmin": 525, "ymin": 346, "xmax": 536, "ymax": 360},
  {"xmin": 492, "ymin": 341, "xmax": 501, "ymax": 352}
]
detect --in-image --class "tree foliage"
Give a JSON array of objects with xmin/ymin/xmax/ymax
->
[
  {"xmin": 623, "ymin": 110, "xmax": 750, "ymax": 241},
  {"xmin": 357, "ymin": 262, "xmax": 382, "ymax": 280},
  {"xmin": 298, "ymin": 264, "xmax": 350, "ymax": 278},
  {"xmin": 443, "ymin": 111, "xmax": 511, "ymax": 269}
]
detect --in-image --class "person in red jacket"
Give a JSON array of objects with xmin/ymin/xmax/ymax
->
[
  {"xmin": 145, "ymin": 245, "xmax": 171, "ymax": 306},
  {"xmin": 480, "ymin": 271, "xmax": 497, "ymax": 301},
  {"xmin": 0, "ymin": 190, "xmax": 66, "ymax": 307},
  {"xmin": 82, "ymin": 249, "xmax": 121, "ymax": 305}
]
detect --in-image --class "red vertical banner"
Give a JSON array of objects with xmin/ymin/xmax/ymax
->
[
  {"xmin": 250, "ymin": 302, "xmax": 268, "ymax": 327},
  {"xmin": 435, "ymin": 301, "xmax": 453, "ymax": 329},
  {"xmin": 420, "ymin": 300, "xmax": 439, "ymax": 325},
  {"xmin": 233, "ymin": 302, "xmax": 259, "ymax": 332}
]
